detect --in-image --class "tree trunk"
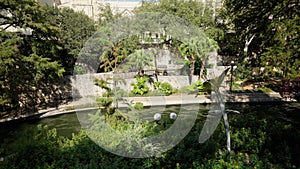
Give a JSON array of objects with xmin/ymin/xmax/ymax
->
[
  {"xmin": 199, "ymin": 57, "xmax": 206, "ymax": 80},
  {"xmin": 189, "ymin": 55, "xmax": 195, "ymax": 84}
]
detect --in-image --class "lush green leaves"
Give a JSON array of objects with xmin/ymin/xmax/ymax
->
[
  {"xmin": 154, "ymin": 81, "xmax": 173, "ymax": 96},
  {"xmin": 0, "ymin": 0, "xmax": 95, "ymax": 112},
  {"xmin": 1, "ymin": 110, "xmax": 299, "ymax": 168},
  {"xmin": 0, "ymin": 1, "xmax": 64, "ymax": 109},
  {"xmin": 135, "ymin": 0, "xmax": 224, "ymax": 41},
  {"xmin": 222, "ymin": 0, "xmax": 300, "ymax": 80},
  {"xmin": 131, "ymin": 76, "xmax": 150, "ymax": 96}
]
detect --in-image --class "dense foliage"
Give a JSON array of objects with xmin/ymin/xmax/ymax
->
[
  {"xmin": 1, "ymin": 107, "xmax": 299, "ymax": 168},
  {"xmin": 280, "ymin": 77, "xmax": 300, "ymax": 101},
  {"xmin": 135, "ymin": 0, "xmax": 222, "ymax": 81},
  {"xmin": 220, "ymin": 0, "xmax": 299, "ymax": 80},
  {"xmin": 134, "ymin": 0, "xmax": 299, "ymax": 82},
  {"xmin": 0, "ymin": 0, "xmax": 95, "ymax": 113},
  {"xmin": 1, "ymin": 1, "xmax": 299, "ymax": 167},
  {"xmin": 154, "ymin": 81, "xmax": 174, "ymax": 96},
  {"xmin": 0, "ymin": 0, "xmax": 64, "ymax": 112},
  {"xmin": 135, "ymin": 0, "xmax": 224, "ymax": 41},
  {"xmin": 131, "ymin": 76, "xmax": 151, "ymax": 96},
  {"xmin": 187, "ymin": 81, "xmax": 212, "ymax": 95}
]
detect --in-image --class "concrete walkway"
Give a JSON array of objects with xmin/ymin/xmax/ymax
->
[
  {"xmin": 119, "ymin": 92, "xmax": 284, "ymax": 107},
  {"xmin": 0, "ymin": 92, "xmax": 291, "ymax": 123}
]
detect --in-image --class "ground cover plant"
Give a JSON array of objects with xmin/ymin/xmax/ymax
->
[{"xmin": 1, "ymin": 107, "xmax": 299, "ymax": 169}]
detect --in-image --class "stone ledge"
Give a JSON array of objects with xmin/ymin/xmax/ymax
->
[
  {"xmin": 121, "ymin": 93, "xmax": 285, "ymax": 107},
  {"xmin": 0, "ymin": 93, "xmax": 294, "ymax": 123}
]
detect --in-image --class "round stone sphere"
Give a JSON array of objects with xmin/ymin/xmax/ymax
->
[
  {"xmin": 169, "ymin": 112, "xmax": 177, "ymax": 120},
  {"xmin": 154, "ymin": 113, "xmax": 162, "ymax": 121}
]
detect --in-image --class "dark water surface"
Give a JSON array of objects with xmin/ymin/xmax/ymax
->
[{"xmin": 1, "ymin": 102, "xmax": 299, "ymax": 146}]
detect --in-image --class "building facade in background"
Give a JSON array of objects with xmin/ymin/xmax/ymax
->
[
  {"xmin": 39, "ymin": 0, "xmax": 223, "ymax": 21},
  {"xmin": 40, "ymin": 0, "xmax": 141, "ymax": 20}
]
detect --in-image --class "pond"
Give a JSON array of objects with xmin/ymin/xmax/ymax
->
[
  {"xmin": 1, "ymin": 102, "xmax": 299, "ymax": 138},
  {"xmin": 1, "ymin": 102, "xmax": 300, "ymax": 167}
]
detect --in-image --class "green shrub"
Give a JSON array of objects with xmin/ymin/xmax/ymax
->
[
  {"xmin": 96, "ymin": 97, "xmax": 113, "ymax": 107},
  {"xmin": 203, "ymin": 81, "xmax": 212, "ymax": 93},
  {"xmin": 187, "ymin": 81, "xmax": 211, "ymax": 95},
  {"xmin": 154, "ymin": 81, "xmax": 174, "ymax": 96},
  {"xmin": 0, "ymin": 110, "xmax": 298, "ymax": 168},
  {"xmin": 134, "ymin": 102, "xmax": 144, "ymax": 110},
  {"xmin": 131, "ymin": 76, "xmax": 150, "ymax": 96}
]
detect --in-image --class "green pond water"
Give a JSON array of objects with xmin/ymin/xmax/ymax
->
[
  {"xmin": 0, "ymin": 103, "xmax": 299, "ymax": 134},
  {"xmin": 1, "ymin": 102, "xmax": 299, "ymax": 140},
  {"xmin": 1, "ymin": 102, "xmax": 300, "ymax": 157}
]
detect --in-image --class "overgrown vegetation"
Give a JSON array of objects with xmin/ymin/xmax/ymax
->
[
  {"xmin": 183, "ymin": 81, "xmax": 212, "ymax": 95},
  {"xmin": 1, "ymin": 108, "xmax": 299, "ymax": 168},
  {"xmin": 154, "ymin": 82, "xmax": 174, "ymax": 96},
  {"xmin": 0, "ymin": 0, "xmax": 95, "ymax": 114},
  {"xmin": 131, "ymin": 76, "xmax": 151, "ymax": 96}
]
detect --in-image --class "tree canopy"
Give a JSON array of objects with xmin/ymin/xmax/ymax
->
[
  {"xmin": 135, "ymin": 0, "xmax": 224, "ymax": 41},
  {"xmin": 0, "ymin": 0, "xmax": 96, "ymax": 113},
  {"xmin": 221, "ymin": 0, "xmax": 299, "ymax": 80}
]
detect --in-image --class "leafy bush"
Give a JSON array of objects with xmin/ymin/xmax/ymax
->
[
  {"xmin": 134, "ymin": 102, "xmax": 144, "ymax": 110},
  {"xmin": 187, "ymin": 81, "xmax": 211, "ymax": 95},
  {"xmin": 131, "ymin": 76, "xmax": 150, "ymax": 96},
  {"xmin": 96, "ymin": 97, "xmax": 113, "ymax": 107},
  {"xmin": 1, "ymin": 107, "xmax": 299, "ymax": 168},
  {"xmin": 154, "ymin": 82, "xmax": 174, "ymax": 96}
]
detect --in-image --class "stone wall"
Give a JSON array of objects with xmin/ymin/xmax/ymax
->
[{"xmin": 71, "ymin": 73, "xmax": 199, "ymax": 99}]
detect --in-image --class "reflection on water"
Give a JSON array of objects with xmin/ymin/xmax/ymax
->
[
  {"xmin": 227, "ymin": 102, "xmax": 300, "ymax": 125},
  {"xmin": 0, "ymin": 113, "xmax": 81, "ymax": 143},
  {"xmin": 0, "ymin": 102, "xmax": 299, "ymax": 144}
]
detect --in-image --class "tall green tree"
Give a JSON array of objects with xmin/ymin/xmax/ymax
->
[
  {"xmin": 135, "ymin": 0, "xmax": 224, "ymax": 41},
  {"xmin": 124, "ymin": 49, "xmax": 154, "ymax": 71},
  {"xmin": 42, "ymin": 7, "xmax": 96, "ymax": 74},
  {"xmin": 0, "ymin": 0, "xmax": 64, "ymax": 111},
  {"xmin": 134, "ymin": 0, "xmax": 224, "ymax": 80},
  {"xmin": 97, "ymin": 35, "xmax": 140, "ymax": 73},
  {"xmin": 261, "ymin": 14, "xmax": 300, "ymax": 79},
  {"xmin": 97, "ymin": 3, "xmax": 121, "ymax": 26},
  {"xmin": 221, "ymin": 0, "xmax": 300, "ymax": 80},
  {"xmin": 178, "ymin": 39, "xmax": 197, "ymax": 81},
  {"xmin": 179, "ymin": 37, "xmax": 218, "ymax": 81}
]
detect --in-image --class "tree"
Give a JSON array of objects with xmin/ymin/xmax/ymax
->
[
  {"xmin": 178, "ymin": 40, "xmax": 197, "ymax": 84},
  {"xmin": 97, "ymin": 3, "xmax": 121, "ymax": 26},
  {"xmin": 134, "ymin": 0, "xmax": 224, "ymax": 81},
  {"xmin": 0, "ymin": 1, "xmax": 97, "ymax": 113},
  {"xmin": 221, "ymin": 0, "xmax": 300, "ymax": 80},
  {"xmin": 97, "ymin": 34, "xmax": 140, "ymax": 73},
  {"xmin": 99, "ymin": 42, "xmax": 128, "ymax": 72},
  {"xmin": 121, "ymin": 49, "xmax": 154, "ymax": 72},
  {"xmin": 261, "ymin": 16, "xmax": 300, "ymax": 79},
  {"xmin": 42, "ymin": 7, "xmax": 96, "ymax": 74},
  {"xmin": 134, "ymin": 0, "xmax": 224, "ymax": 41},
  {"xmin": 179, "ymin": 37, "xmax": 218, "ymax": 83},
  {"xmin": 0, "ymin": 0, "xmax": 64, "ymax": 112}
]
